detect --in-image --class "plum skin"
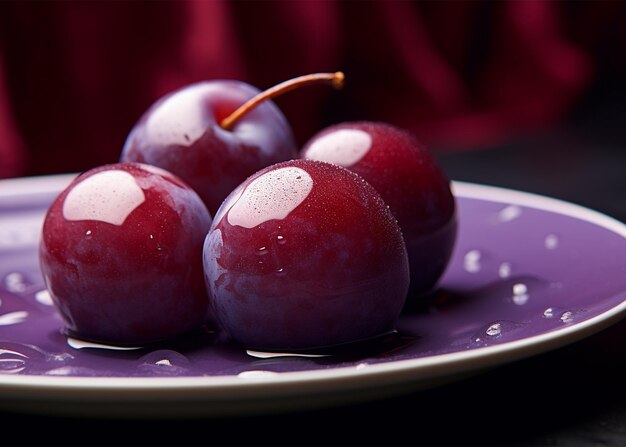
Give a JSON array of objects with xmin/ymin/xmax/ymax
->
[
  {"xmin": 39, "ymin": 162, "xmax": 212, "ymax": 345},
  {"xmin": 121, "ymin": 80, "xmax": 298, "ymax": 216},
  {"xmin": 203, "ymin": 159, "xmax": 410, "ymax": 351},
  {"xmin": 302, "ymin": 121, "xmax": 457, "ymax": 298}
]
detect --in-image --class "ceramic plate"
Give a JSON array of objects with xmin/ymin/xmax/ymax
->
[{"xmin": 0, "ymin": 175, "xmax": 624, "ymax": 417}]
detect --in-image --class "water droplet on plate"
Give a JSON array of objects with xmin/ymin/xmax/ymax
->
[
  {"xmin": 464, "ymin": 249, "xmax": 481, "ymax": 273},
  {"xmin": 512, "ymin": 283, "xmax": 529, "ymax": 305},
  {"xmin": 498, "ymin": 262, "xmax": 512, "ymax": 278},
  {"xmin": 485, "ymin": 322, "xmax": 502, "ymax": 336},
  {"xmin": 465, "ymin": 249, "xmax": 481, "ymax": 262},
  {"xmin": 542, "ymin": 307, "xmax": 575, "ymax": 323},
  {"xmin": 67, "ymin": 337, "xmax": 143, "ymax": 351},
  {"xmin": 0, "ymin": 358, "xmax": 26, "ymax": 374},
  {"xmin": 497, "ymin": 205, "xmax": 522, "ymax": 222},
  {"xmin": 545, "ymin": 234, "xmax": 559, "ymax": 250},
  {"xmin": 4, "ymin": 272, "xmax": 29, "ymax": 294},
  {"xmin": 246, "ymin": 349, "xmax": 329, "ymax": 359},
  {"xmin": 512, "ymin": 295, "xmax": 529, "ymax": 306},
  {"xmin": 471, "ymin": 320, "xmax": 527, "ymax": 346},
  {"xmin": 133, "ymin": 350, "xmax": 195, "ymax": 376},
  {"xmin": 512, "ymin": 283, "xmax": 527, "ymax": 295}
]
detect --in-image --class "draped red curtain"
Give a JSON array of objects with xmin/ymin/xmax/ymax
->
[{"xmin": 0, "ymin": 0, "xmax": 624, "ymax": 178}]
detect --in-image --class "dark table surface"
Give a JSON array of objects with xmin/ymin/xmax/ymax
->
[{"xmin": 2, "ymin": 91, "xmax": 625, "ymax": 447}]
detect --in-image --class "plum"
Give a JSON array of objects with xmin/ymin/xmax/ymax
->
[
  {"xmin": 302, "ymin": 121, "xmax": 457, "ymax": 298},
  {"xmin": 203, "ymin": 159, "xmax": 410, "ymax": 351},
  {"xmin": 39, "ymin": 162, "xmax": 212, "ymax": 345}
]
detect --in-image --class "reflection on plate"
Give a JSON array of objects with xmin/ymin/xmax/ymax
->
[{"xmin": 0, "ymin": 175, "xmax": 624, "ymax": 417}]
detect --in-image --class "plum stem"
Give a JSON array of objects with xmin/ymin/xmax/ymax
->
[{"xmin": 220, "ymin": 72, "xmax": 345, "ymax": 131}]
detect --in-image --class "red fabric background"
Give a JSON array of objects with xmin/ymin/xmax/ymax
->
[{"xmin": 0, "ymin": 0, "xmax": 624, "ymax": 178}]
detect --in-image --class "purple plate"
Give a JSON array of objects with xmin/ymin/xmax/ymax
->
[{"xmin": 0, "ymin": 175, "xmax": 625, "ymax": 417}]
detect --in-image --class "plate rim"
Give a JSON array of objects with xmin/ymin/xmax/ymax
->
[{"xmin": 0, "ymin": 174, "xmax": 624, "ymax": 399}]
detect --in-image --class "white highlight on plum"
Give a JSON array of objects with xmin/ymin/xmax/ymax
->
[
  {"xmin": 305, "ymin": 129, "xmax": 372, "ymax": 167},
  {"xmin": 145, "ymin": 86, "xmax": 206, "ymax": 146},
  {"xmin": 63, "ymin": 170, "xmax": 145, "ymax": 226},
  {"xmin": 139, "ymin": 163, "xmax": 178, "ymax": 180},
  {"xmin": 227, "ymin": 167, "xmax": 313, "ymax": 228}
]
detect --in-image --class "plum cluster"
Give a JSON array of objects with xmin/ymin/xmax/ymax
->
[{"xmin": 39, "ymin": 73, "xmax": 457, "ymax": 351}]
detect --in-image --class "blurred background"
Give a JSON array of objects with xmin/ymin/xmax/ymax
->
[{"xmin": 0, "ymin": 0, "xmax": 624, "ymax": 222}]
